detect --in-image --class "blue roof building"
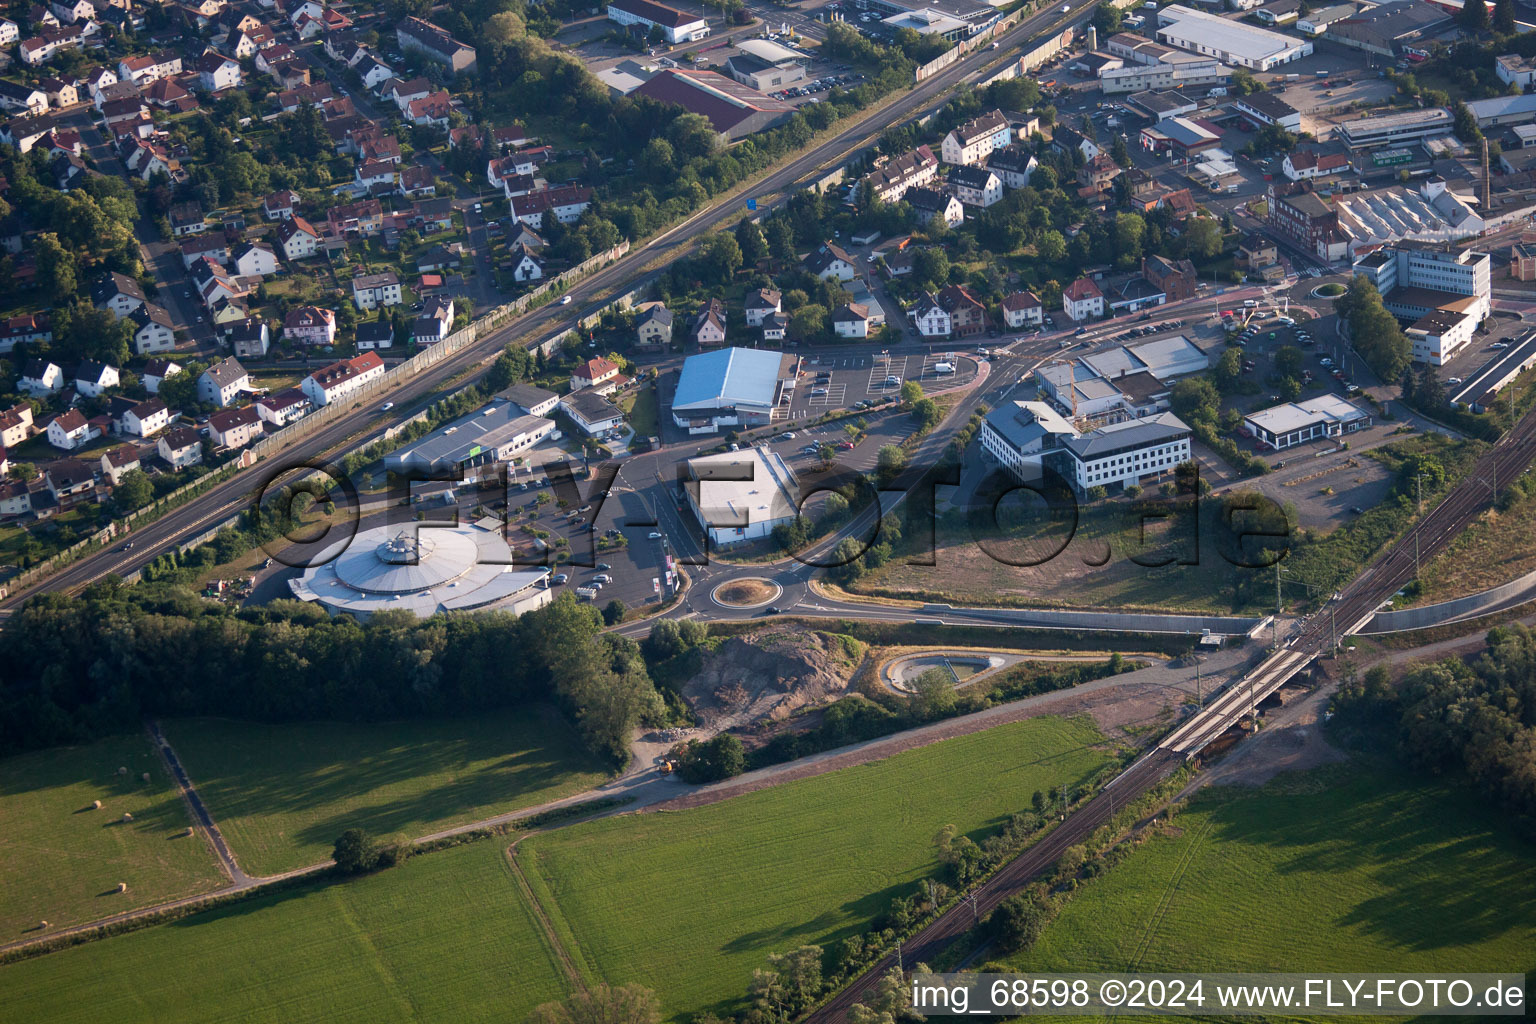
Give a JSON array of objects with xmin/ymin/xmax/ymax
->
[{"xmin": 670, "ymin": 347, "xmax": 796, "ymax": 434}]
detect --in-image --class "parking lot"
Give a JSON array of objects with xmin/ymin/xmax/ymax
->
[{"xmin": 779, "ymin": 351, "xmax": 979, "ymax": 420}]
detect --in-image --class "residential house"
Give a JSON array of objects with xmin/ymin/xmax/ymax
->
[
  {"xmin": 355, "ymin": 321, "xmax": 394, "ymax": 351},
  {"xmin": 803, "ymin": 241, "xmax": 856, "ymax": 282},
  {"xmin": 559, "ymin": 388, "xmax": 624, "ymax": 437},
  {"xmin": 157, "ymin": 426, "xmax": 202, "ymax": 469},
  {"xmin": 1001, "ymin": 290, "xmax": 1044, "ymax": 329},
  {"xmin": 1142, "ymin": 254, "xmax": 1197, "ymax": 302},
  {"xmin": 73, "ymin": 359, "xmax": 118, "ymax": 398},
  {"xmin": 941, "ymin": 109, "xmax": 1011, "ymax": 166},
  {"xmin": 46, "ymin": 408, "xmax": 93, "ymax": 449},
  {"xmin": 399, "ymin": 165, "xmax": 435, "ymax": 198},
  {"xmin": 0, "ymin": 81, "xmax": 49, "ymax": 116},
  {"xmin": 987, "ymin": 144, "xmax": 1037, "ymax": 189},
  {"xmin": 1063, "ymin": 277, "xmax": 1105, "ymax": 322},
  {"xmin": 229, "ymin": 242, "xmax": 278, "ymax": 278},
  {"xmin": 406, "ymin": 91, "xmax": 452, "ymax": 127},
  {"xmin": 302, "ymin": 351, "xmax": 385, "ymax": 406},
  {"xmin": 937, "ymin": 284, "xmax": 987, "ymax": 338},
  {"xmin": 168, "ymin": 203, "xmax": 207, "ymax": 237},
  {"xmin": 198, "ymin": 357, "xmax": 249, "ymax": 407},
  {"xmin": 909, "ymin": 293, "xmax": 952, "ymax": 338},
  {"xmin": 351, "ymin": 271, "xmax": 402, "ymax": 310},
  {"xmin": 92, "ymin": 270, "xmax": 145, "ymax": 318},
  {"xmin": 45, "ymin": 458, "xmax": 98, "ymax": 507},
  {"xmin": 832, "ymin": 302, "xmax": 873, "ymax": 339},
  {"xmin": 508, "ymin": 186, "xmax": 593, "ymax": 229},
  {"xmin": 129, "ymin": 302, "xmax": 176, "ymax": 354},
  {"xmin": 99, "ymin": 444, "xmax": 140, "ymax": 486},
  {"xmin": 948, "ymin": 165, "xmax": 1003, "ymax": 207},
  {"xmin": 510, "ymin": 244, "xmax": 544, "ymax": 282},
  {"xmin": 395, "ymin": 16, "xmax": 477, "ymax": 76},
  {"xmin": 263, "ymin": 189, "xmax": 300, "ymax": 219},
  {"xmin": 327, "ymin": 198, "xmax": 383, "ymax": 237},
  {"xmin": 121, "ymin": 397, "xmax": 168, "ymax": 437},
  {"xmin": 37, "ymin": 75, "xmax": 78, "ymax": 108},
  {"xmin": 276, "ymin": 215, "xmax": 322, "ymax": 259},
  {"xmin": 906, "ymin": 186, "xmax": 964, "ymax": 229},
  {"xmin": 760, "ymin": 311, "xmax": 787, "ymax": 343},
  {"xmin": 636, "ymin": 303, "xmax": 673, "ymax": 349},
  {"xmin": 411, "ymin": 296, "xmax": 454, "ymax": 345},
  {"xmin": 1078, "ymin": 152, "xmax": 1122, "ymax": 191},
  {"xmin": 0, "ymin": 404, "xmax": 34, "ymax": 447},
  {"xmin": 571, "ymin": 356, "xmax": 623, "ymax": 395},
  {"xmin": 0, "ymin": 480, "xmax": 33, "ymax": 518},
  {"xmin": 141, "ymin": 358, "xmax": 181, "ymax": 394},
  {"xmin": 208, "ymin": 405, "xmax": 263, "ymax": 449},
  {"xmin": 283, "ymin": 305, "xmax": 336, "ymax": 346},
  {"xmin": 257, "ymin": 388, "xmax": 312, "ymax": 426},
  {"xmin": 860, "ymin": 145, "xmax": 939, "ymax": 204},
  {"xmin": 196, "ymin": 53, "xmax": 242, "ymax": 92},
  {"xmin": 690, "ymin": 298, "xmax": 726, "ymax": 348},
  {"xmin": 744, "ymin": 288, "xmax": 782, "ymax": 327},
  {"xmin": 228, "ymin": 318, "xmax": 270, "ymax": 359},
  {"xmin": 1283, "ymin": 148, "xmax": 1349, "ymax": 180}
]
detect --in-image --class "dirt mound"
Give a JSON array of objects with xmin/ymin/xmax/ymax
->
[{"xmin": 684, "ymin": 627, "xmax": 860, "ymax": 731}]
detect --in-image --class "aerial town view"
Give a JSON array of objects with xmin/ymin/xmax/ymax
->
[{"xmin": 1, "ymin": 0, "xmax": 1535, "ymax": 1015}]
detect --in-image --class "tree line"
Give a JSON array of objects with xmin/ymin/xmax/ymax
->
[{"xmin": 0, "ymin": 583, "xmax": 662, "ymax": 765}]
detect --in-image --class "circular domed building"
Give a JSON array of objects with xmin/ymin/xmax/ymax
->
[{"xmin": 289, "ymin": 520, "xmax": 553, "ymax": 620}]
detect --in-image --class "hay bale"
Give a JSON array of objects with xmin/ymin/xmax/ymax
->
[
  {"xmin": 116, "ymin": 882, "xmax": 128, "ymax": 893},
  {"xmin": 141, "ymin": 772, "xmax": 151, "ymax": 782},
  {"xmin": 91, "ymin": 799, "xmax": 102, "ymax": 810},
  {"xmin": 38, "ymin": 920, "xmax": 48, "ymax": 929},
  {"xmin": 121, "ymin": 812, "xmax": 133, "ymax": 823}
]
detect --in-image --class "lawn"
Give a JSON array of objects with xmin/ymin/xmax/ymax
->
[
  {"xmin": 0, "ymin": 715, "xmax": 1113, "ymax": 1024},
  {"xmin": 0, "ymin": 734, "xmax": 225, "ymax": 939},
  {"xmin": 519, "ymin": 715, "xmax": 1115, "ymax": 1020},
  {"xmin": 1004, "ymin": 761, "xmax": 1536, "ymax": 981},
  {"xmin": 161, "ymin": 709, "xmax": 614, "ymax": 876},
  {"xmin": 0, "ymin": 840, "xmax": 570, "ymax": 1024},
  {"xmin": 620, "ymin": 384, "xmax": 660, "ymax": 438}
]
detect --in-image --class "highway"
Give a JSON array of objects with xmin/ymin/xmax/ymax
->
[{"xmin": 0, "ymin": 3, "xmax": 1087, "ymax": 611}]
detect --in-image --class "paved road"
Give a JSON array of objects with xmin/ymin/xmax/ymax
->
[{"xmin": 1, "ymin": 3, "xmax": 1089, "ymax": 612}]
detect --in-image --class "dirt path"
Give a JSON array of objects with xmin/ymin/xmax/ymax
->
[{"xmin": 505, "ymin": 841, "xmax": 587, "ymax": 993}]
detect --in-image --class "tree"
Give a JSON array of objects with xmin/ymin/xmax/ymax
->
[
  {"xmin": 33, "ymin": 233, "xmax": 78, "ymax": 304},
  {"xmin": 1274, "ymin": 344, "xmax": 1304, "ymax": 379},
  {"xmin": 1452, "ymin": 100, "xmax": 1483, "ymax": 144},
  {"xmin": 1336, "ymin": 274, "xmax": 1411, "ymax": 381},
  {"xmin": 1171, "ymin": 377, "xmax": 1220, "ymax": 423},
  {"xmin": 1111, "ymin": 134, "xmax": 1129, "ymax": 169},
  {"xmin": 735, "ymin": 217, "xmax": 768, "ymax": 265},
  {"xmin": 899, "ymin": 379, "xmax": 924, "ymax": 406},
  {"xmin": 675, "ymin": 733, "xmax": 746, "ymax": 782},
  {"xmin": 909, "ymin": 667, "xmax": 956, "ymax": 719},
  {"xmin": 602, "ymin": 599, "xmax": 627, "ymax": 625},
  {"xmin": 1112, "ymin": 213, "xmax": 1146, "ymax": 268},
  {"xmin": 788, "ymin": 303, "xmax": 828, "ymax": 342},
  {"xmin": 1459, "ymin": 0, "xmax": 1488, "ymax": 32},
  {"xmin": 987, "ymin": 890, "xmax": 1053, "ymax": 953},
  {"xmin": 699, "ymin": 231, "xmax": 743, "ymax": 283},
  {"xmin": 1494, "ymin": 0, "xmax": 1515, "ymax": 32},
  {"xmin": 911, "ymin": 397, "xmax": 941, "ymax": 431},
  {"xmin": 112, "ymin": 469, "xmax": 154, "ymax": 513},
  {"xmin": 527, "ymin": 984, "xmax": 661, "ymax": 1024},
  {"xmin": 1181, "ymin": 216, "xmax": 1223, "ymax": 261},
  {"xmin": 1091, "ymin": 0, "xmax": 1122, "ymax": 34},
  {"xmin": 332, "ymin": 828, "xmax": 384, "ymax": 874},
  {"xmin": 913, "ymin": 246, "xmax": 950, "ymax": 289},
  {"xmin": 1036, "ymin": 230, "xmax": 1067, "ymax": 263},
  {"xmin": 1211, "ymin": 347, "xmax": 1243, "ymax": 393},
  {"xmin": 875, "ymin": 444, "xmax": 908, "ymax": 485}
]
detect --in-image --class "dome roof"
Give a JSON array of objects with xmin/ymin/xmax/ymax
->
[{"xmin": 331, "ymin": 527, "xmax": 480, "ymax": 594}]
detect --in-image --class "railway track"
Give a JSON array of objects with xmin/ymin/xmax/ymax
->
[{"xmin": 809, "ymin": 403, "xmax": 1536, "ymax": 1021}]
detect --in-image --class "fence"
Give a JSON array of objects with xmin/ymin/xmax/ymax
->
[{"xmin": 914, "ymin": 10, "xmax": 1024, "ymax": 83}]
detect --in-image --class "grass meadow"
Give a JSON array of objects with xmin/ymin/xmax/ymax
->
[
  {"xmin": 518, "ymin": 715, "xmax": 1115, "ymax": 1020},
  {"xmin": 0, "ymin": 715, "xmax": 1112, "ymax": 1023},
  {"xmin": 0, "ymin": 734, "xmax": 225, "ymax": 938},
  {"xmin": 161, "ymin": 709, "xmax": 614, "ymax": 875},
  {"xmin": 1005, "ymin": 761, "xmax": 1536, "ymax": 988}
]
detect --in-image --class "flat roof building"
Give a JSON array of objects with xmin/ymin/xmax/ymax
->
[
  {"xmin": 978, "ymin": 400, "xmax": 1077, "ymax": 480},
  {"xmin": 1337, "ymin": 107, "xmax": 1453, "ymax": 149},
  {"xmin": 1045, "ymin": 412, "xmax": 1193, "ymax": 497},
  {"xmin": 1154, "ymin": 5, "xmax": 1313, "ymax": 70},
  {"xmin": 606, "ymin": 0, "xmax": 709, "ymax": 44},
  {"xmin": 685, "ymin": 447, "xmax": 800, "ymax": 547},
  {"xmin": 1327, "ymin": 0, "xmax": 1450, "ymax": 57},
  {"xmin": 1350, "ymin": 242, "xmax": 1490, "ymax": 364},
  {"xmin": 630, "ymin": 69, "xmax": 795, "ymax": 140},
  {"xmin": 1233, "ymin": 91, "xmax": 1301, "ymax": 132},
  {"xmin": 384, "ymin": 400, "xmax": 556, "ymax": 476},
  {"xmin": 1244, "ymin": 394, "xmax": 1371, "ymax": 450},
  {"xmin": 671, "ymin": 347, "xmax": 798, "ymax": 433}
]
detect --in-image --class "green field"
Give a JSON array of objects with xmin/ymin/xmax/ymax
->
[
  {"xmin": 1006, "ymin": 762, "xmax": 1536, "ymax": 982},
  {"xmin": 0, "ymin": 715, "xmax": 1112, "ymax": 1023},
  {"xmin": 161, "ymin": 710, "xmax": 614, "ymax": 875},
  {"xmin": 0, "ymin": 840, "xmax": 569, "ymax": 1024},
  {"xmin": 0, "ymin": 735, "xmax": 225, "ymax": 939},
  {"xmin": 519, "ymin": 715, "xmax": 1115, "ymax": 1019}
]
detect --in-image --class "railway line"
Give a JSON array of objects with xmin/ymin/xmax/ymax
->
[{"xmin": 807, "ymin": 401, "xmax": 1536, "ymax": 1021}]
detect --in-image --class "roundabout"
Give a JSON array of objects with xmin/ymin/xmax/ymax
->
[{"xmin": 711, "ymin": 577, "xmax": 783, "ymax": 609}]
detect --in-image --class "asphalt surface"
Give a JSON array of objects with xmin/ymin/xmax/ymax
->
[{"xmin": 1, "ymin": 3, "xmax": 1089, "ymax": 612}]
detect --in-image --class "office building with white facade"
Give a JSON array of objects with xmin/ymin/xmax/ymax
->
[
  {"xmin": 978, "ymin": 400, "xmax": 1076, "ymax": 480},
  {"xmin": 684, "ymin": 447, "xmax": 801, "ymax": 547},
  {"xmin": 1154, "ymin": 5, "xmax": 1312, "ymax": 70},
  {"xmin": 1350, "ymin": 243, "xmax": 1491, "ymax": 364},
  {"xmin": 1045, "ymin": 413, "xmax": 1193, "ymax": 497},
  {"xmin": 1244, "ymin": 394, "xmax": 1371, "ymax": 450}
]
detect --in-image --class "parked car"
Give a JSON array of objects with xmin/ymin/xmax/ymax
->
[{"xmin": 551, "ymin": 574, "xmax": 568, "ymax": 585}]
